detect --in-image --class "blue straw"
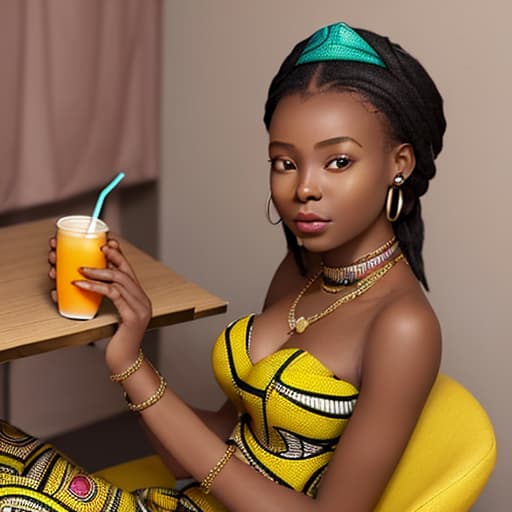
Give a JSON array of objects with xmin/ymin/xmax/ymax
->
[{"xmin": 87, "ymin": 172, "xmax": 125, "ymax": 232}]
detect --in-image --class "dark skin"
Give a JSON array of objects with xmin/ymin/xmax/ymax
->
[{"xmin": 48, "ymin": 90, "xmax": 440, "ymax": 511}]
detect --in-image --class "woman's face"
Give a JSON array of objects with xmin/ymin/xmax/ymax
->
[{"xmin": 268, "ymin": 90, "xmax": 410, "ymax": 264}]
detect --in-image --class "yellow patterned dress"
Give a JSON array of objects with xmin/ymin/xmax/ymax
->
[{"xmin": 0, "ymin": 315, "xmax": 359, "ymax": 511}]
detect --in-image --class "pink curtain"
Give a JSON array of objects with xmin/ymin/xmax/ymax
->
[{"xmin": 0, "ymin": 0, "xmax": 161, "ymax": 214}]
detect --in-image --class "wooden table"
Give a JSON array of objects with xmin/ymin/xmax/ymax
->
[{"xmin": 0, "ymin": 218, "xmax": 227, "ymax": 363}]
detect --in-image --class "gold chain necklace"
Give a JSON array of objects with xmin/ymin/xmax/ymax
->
[{"xmin": 288, "ymin": 253, "xmax": 404, "ymax": 334}]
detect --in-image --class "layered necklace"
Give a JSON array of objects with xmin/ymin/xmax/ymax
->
[
  {"xmin": 321, "ymin": 236, "xmax": 398, "ymax": 293},
  {"xmin": 288, "ymin": 236, "xmax": 403, "ymax": 335}
]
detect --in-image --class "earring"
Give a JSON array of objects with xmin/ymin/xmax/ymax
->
[
  {"xmin": 296, "ymin": 237, "xmax": 304, "ymax": 247},
  {"xmin": 385, "ymin": 173, "xmax": 405, "ymax": 222},
  {"xmin": 265, "ymin": 194, "xmax": 282, "ymax": 225}
]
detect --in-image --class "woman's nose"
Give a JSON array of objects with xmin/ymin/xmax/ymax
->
[{"xmin": 296, "ymin": 170, "xmax": 322, "ymax": 202}]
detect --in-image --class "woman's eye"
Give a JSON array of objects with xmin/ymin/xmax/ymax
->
[
  {"xmin": 326, "ymin": 156, "xmax": 352, "ymax": 170},
  {"xmin": 269, "ymin": 158, "xmax": 296, "ymax": 172}
]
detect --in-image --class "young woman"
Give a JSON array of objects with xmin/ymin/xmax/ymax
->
[{"xmin": 0, "ymin": 21, "xmax": 446, "ymax": 511}]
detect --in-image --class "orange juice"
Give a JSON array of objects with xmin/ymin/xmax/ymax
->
[{"xmin": 56, "ymin": 216, "xmax": 108, "ymax": 320}]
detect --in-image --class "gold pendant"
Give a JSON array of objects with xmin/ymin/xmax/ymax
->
[{"xmin": 295, "ymin": 316, "xmax": 309, "ymax": 334}]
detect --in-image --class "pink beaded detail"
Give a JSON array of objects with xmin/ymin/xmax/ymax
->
[
  {"xmin": 322, "ymin": 240, "xmax": 399, "ymax": 288},
  {"xmin": 68, "ymin": 474, "xmax": 96, "ymax": 501}
]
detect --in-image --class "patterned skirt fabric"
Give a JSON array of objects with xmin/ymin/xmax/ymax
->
[{"xmin": 0, "ymin": 421, "xmax": 226, "ymax": 512}]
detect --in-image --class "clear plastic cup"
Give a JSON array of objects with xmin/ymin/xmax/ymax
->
[{"xmin": 56, "ymin": 215, "xmax": 108, "ymax": 320}]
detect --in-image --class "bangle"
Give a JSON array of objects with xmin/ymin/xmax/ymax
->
[
  {"xmin": 200, "ymin": 444, "xmax": 236, "ymax": 494},
  {"xmin": 110, "ymin": 350, "xmax": 144, "ymax": 382},
  {"xmin": 124, "ymin": 372, "xmax": 167, "ymax": 412}
]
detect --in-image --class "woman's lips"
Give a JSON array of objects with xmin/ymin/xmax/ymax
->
[
  {"xmin": 294, "ymin": 214, "xmax": 330, "ymax": 234},
  {"xmin": 295, "ymin": 221, "xmax": 330, "ymax": 233}
]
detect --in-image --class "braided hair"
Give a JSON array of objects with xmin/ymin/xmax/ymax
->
[{"xmin": 263, "ymin": 26, "xmax": 446, "ymax": 290}]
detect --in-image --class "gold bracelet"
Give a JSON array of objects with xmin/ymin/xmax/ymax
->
[
  {"xmin": 200, "ymin": 444, "xmax": 236, "ymax": 494},
  {"xmin": 110, "ymin": 349, "xmax": 144, "ymax": 382},
  {"xmin": 124, "ymin": 372, "xmax": 167, "ymax": 412}
]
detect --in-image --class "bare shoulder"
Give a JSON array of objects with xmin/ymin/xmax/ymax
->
[
  {"xmin": 371, "ymin": 290, "xmax": 441, "ymax": 354},
  {"xmin": 363, "ymin": 288, "xmax": 441, "ymax": 392},
  {"xmin": 313, "ymin": 288, "xmax": 442, "ymax": 510}
]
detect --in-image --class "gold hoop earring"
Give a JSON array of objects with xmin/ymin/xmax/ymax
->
[
  {"xmin": 265, "ymin": 194, "xmax": 282, "ymax": 225},
  {"xmin": 385, "ymin": 174, "xmax": 405, "ymax": 222}
]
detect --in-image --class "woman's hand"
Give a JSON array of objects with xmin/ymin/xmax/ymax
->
[
  {"xmin": 74, "ymin": 239, "xmax": 152, "ymax": 367},
  {"xmin": 49, "ymin": 235, "xmax": 152, "ymax": 369},
  {"xmin": 48, "ymin": 236, "xmax": 57, "ymax": 303}
]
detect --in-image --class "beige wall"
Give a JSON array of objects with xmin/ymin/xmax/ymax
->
[{"xmin": 160, "ymin": 1, "xmax": 510, "ymax": 510}]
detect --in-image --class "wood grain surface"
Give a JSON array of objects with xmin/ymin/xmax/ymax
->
[{"xmin": 0, "ymin": 218, "xmax": 227, "ymax": 362}]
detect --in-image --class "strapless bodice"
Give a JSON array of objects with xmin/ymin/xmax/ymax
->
[{"xmin": 212, "ymin": 314, "xmax": 359, "ymax": 496}]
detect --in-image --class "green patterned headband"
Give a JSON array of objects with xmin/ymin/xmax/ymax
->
[{"xmin": 296, "ymin": 22, "xmax": 386, "ymax": 68}]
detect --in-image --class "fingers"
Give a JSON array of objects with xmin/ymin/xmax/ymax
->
[
  {"xmin": 74, "ymin": 278, "xmax": 151, "ymax": 330},
  {"xmin": 75, "ymin": 277, "xmax": 148, "ymax": 312},
  {"xmin": 48, "ymin": 236, "xmax": 57, "ymax": 302},
  {"xmin": 48, "ymin": 236, "xmax": 56, "ymax": 284},
  {"xmin": 48, "ymin": 249, "xmax": 56, "ymax": 280},
  {"xmin": 77, "ymin": 245, "xmax": 151, "ymax": 328},
  {"xmin": 47, "ymin": 236, "xmax": 147, "ymax": 322},
  {"xmin": 101, "ymin": 244, "xmax": 140, "ymax": 283},
  {"xmin": 48, "ymin": 236, "xmax": 56, "ymax": 264},
  {"xmin": 107, "ymin": 238, "xmax": 120, "ymax": 250},
  {"xmin": 79, "ymin": 266, "xmax": 143, "ymax": 301}
]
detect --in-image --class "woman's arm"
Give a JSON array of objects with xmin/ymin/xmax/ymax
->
[
  {"xmin": 312, "ymin": 298, "xmax": 442, "ymax": 511},
  {"xmin": 140, "ymin": 400, "xmax": 238, "ymax": 479},
  {"xmin": 144, "ymin": 250, "xmax": 308, "ymax": 478},
  {"xmin": 48, "ymin": 236, "xmax": 239, "ymax": 478},
  {"xmin": 79, "ymin": 242, "xmax": 440, "ymax": 512},
  {"xmin": 116, "ymin": 299, "xmax": 439, "ymax": 512}
]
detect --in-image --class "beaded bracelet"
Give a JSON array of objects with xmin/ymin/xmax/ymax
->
[
  {"xmin": 124, "ymin": 372, "xmax": 167, "ymax": 413},
  {"xmin": 200, "ymin": 444, "xmax": 237, "ymax": 494},
  {"xmin": 110, "ymin": 349, "xmax": 144, "ymax": 382}
]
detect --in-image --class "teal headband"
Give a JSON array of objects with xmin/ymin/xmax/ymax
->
[{"xmin": 296, "ymin": 22, "xmax": 386, "ymax": 68}]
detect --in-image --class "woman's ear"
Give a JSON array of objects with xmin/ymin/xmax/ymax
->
[{"xmin": 390, "ymin": 143, "xmax": 416, "ymax": 181}]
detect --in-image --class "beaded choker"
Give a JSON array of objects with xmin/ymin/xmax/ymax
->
[{"xmin": 321, "ymin": 237, "xmax": 398, "ymax": 293}]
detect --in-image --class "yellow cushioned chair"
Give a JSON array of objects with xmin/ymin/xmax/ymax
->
[
  {"xmin": 95, "ymin": 374, "xmax": 496, "ymax": 511},
  {"xmin": 375, "ymin": 373, "xmax": 496, "ymax": 511}
]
